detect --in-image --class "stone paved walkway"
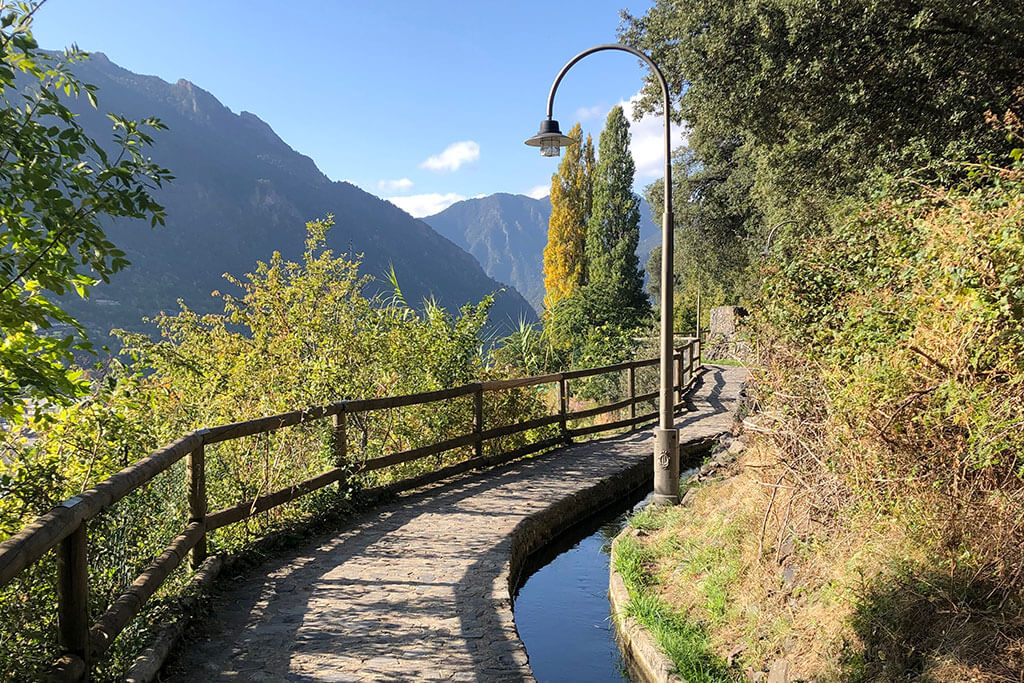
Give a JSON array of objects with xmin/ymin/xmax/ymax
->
[{"xmin": 163, "ymin": 365, "xmax": 746, "ymax": 682}]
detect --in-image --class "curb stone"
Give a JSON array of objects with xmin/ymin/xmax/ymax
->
[
  {"xmin": 608, "ymin": 548, "xmax": 685, "ymax": 683},
  {"xmin": 609, "ymin": 368, "xmax": 750, "ymax": 682}
]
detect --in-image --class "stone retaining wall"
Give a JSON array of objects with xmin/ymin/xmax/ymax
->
[
  {"xmin": 506, "ymin": 443, "xmax": 653, "ymax": 596},
  {"xmin": 608, "ymin": 364, "xmax": 747, "ymax": 683},
  {"xmin": 609, "ymin": 564, "xmax": 685, "ymax": 683}
]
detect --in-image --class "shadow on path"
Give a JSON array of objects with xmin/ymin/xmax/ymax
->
[{"xmin": 162, "ymin": 365, "xmax": 747, "ymax": 681}]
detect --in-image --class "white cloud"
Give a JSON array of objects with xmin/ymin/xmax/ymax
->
[
  {"xmin": 574, "ymin": 104, "xmax": 606, "ymax": 121},
  {"xmin": 377, "ymin": 177, "xmax": 414, "ymax": 193},
  {"xmin": 387, "ymin": 192, "xmax": 466, "ymax": 218},
  {"xmin": 622, "ymin": 94, "xmax": 688, "ymax": 180},
  {"xmin": 573, "ymin": 95, "xmax": 688, "ymax": 181},
  {"xmin": 420, "ymin": 141, "xmax": 480, "ymax": 172},
  {"xmin": 526, "ymin": 184, "xmax": 549, "ymax": 200}
]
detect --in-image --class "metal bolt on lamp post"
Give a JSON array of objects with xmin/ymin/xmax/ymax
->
[{"xmin": 526, "ymin": 44, "xmax": 680, "ymax": 505}]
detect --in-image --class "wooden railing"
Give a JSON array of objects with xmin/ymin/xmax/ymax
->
[{"xmin": 0, "ymin": 338, "xmax": 702, "ymax": 679}]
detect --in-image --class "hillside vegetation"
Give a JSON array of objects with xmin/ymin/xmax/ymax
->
[
  {"xmin": 0, "ymin": 218, "xmax": 551, "ymax": 679},
  {"xmin": 614, "ymin": 0, "xmax": 1024, "ymax": 680}
]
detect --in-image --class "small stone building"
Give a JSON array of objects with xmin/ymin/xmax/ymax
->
[{"xmin": 704, "ymin": 305, "xmax": 750, "ymax": 362}]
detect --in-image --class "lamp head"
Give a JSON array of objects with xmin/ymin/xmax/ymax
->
[{"xmin": 524, "ymin": 119, "xmax": 576, "ymax": 157}]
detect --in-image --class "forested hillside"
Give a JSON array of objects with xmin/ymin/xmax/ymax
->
[
  {"xmin": 424, "ymin": 193, "xmax": 551, "ymax": 312},
  {"xmin": 4, "ymin": 0, "xmax": 1024, "ymax": 679},
  {"xmin": 0, "ymin": 16, "xmax": 542, "ymax": 677},
  {"xmin": 424, "ymin": 192, "xmax": 657, "ymax": 314},
  {"xmin": 614, "ymin": 1, "xmax": 1024, "ymax": 680}
]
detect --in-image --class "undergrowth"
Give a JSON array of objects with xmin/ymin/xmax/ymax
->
[
  {"xmin": 0, "ymin": 219, "xmax": 551, "ymax": 680},
  {"xmin": 754, "ymin": 144, "xmax": 1024, "ymax": 679},
  {"xmin": 613, "ymin": 136, "xmax": 1024, "ymax": 680}
]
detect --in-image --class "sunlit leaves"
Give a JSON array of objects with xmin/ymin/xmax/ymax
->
[
  {"xmin": 586, "ymin": 105, "xmax": 648, "ymax": 327},
  {"xmin": 542, "ymin": 123, "xmax": 594, "ymax": 308},
  {"xmin": 0, "ymin": 2, "xmax": 172, "ymax": 420}
]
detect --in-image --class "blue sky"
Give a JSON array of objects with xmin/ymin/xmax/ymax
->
[{"xmin": 35, "ymin": 1, "xmax": 683, "ymax": 217}]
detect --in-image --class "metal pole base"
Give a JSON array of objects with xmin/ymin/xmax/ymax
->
[{"xmin": 652, "ymin": 427, "xmax": 680, "ymax": 505}]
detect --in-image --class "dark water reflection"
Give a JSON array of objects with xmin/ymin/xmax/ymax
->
[{"xmin": 513, "ymin": 486, "xmax": 653, "ymax": 683}]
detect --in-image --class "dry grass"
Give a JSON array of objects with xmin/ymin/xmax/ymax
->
[
  {"xmin": 625, "ymin": 437, "xmax": 1024, "ymax": 681},
  {"xmin": 620, "ymin": 149, "xmax": 1024, "ymax": 682}
]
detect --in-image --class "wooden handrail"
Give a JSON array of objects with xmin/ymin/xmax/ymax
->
[
  {"xmin": 0, "ymin": 339, "xmax": 703, "ymax": 679},
  {"xmin": 0, "ymin": 431, "xmax": 204, "ymax": 587}
]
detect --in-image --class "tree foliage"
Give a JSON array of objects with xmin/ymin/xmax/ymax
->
[
  {"xmin": 616, "ymin": 1, "xmax": 1024, "ymax": 673},
  {"xmin": 646, "ymin": 141, "xmax": 756, "ymax": 330},
  {"xmin": 0, "ymin": 2, "xmax": 171, "ymax": 420},
  {"xmin": 539, "ymin": 112, "xmax": 653, "ymax": 383},
  {"xmin": 620, "ymin": 0, "xmax": 1024, "ymax": 320},
  {"xmin": 542, "ymin": 122, "xmax": 593, "ymax": 308},
  {"xmin": 621, "ymin": 0, "xmax": 1024, "ymax": 223},
  {"xmin": 755, "ymin": 147, "xmax": 1024, "ymax": 678},
  {"xmin": 586, "ymin": 105, "xmax": 648, "ymax": 327}
]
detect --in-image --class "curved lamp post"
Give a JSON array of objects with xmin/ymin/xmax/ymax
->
[
  {"xmin": 761, "ymin": 219, "xmax": 800, "ymax": 256},
  {"xmin": 526, "ymin": 44, "xmax": 680, "ymax": 505}
]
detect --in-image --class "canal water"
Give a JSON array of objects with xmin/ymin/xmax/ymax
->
[{"xmin": 512, "ymin": 486, "xmax": 653, "ymax": 682}]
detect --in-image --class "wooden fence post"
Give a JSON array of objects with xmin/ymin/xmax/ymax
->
[
  {"xmin": 675, "ymin": 349, "xmax": 683, "ymax": 406},
  {"xmin": 473, "ymin": 384, "xmax": 484, "ymax": 458},
  {"xmin": 332, "ymin": 410, "xmax": 349, "ymax": 495},
  {"xmin": 628, "ymin": 364, "xmax": 636, "ymax": 426},
  {"xmin": 56, "ymin": 518, "xmax": 89, "ymax": 670},
  {"xmin": 332, "ymin": 412, "xmax": 347, "ymax": 466},
  {"xmin": 557, "ymin": 376, "xmax": 569, "ymax": 443},
  {"xmin": 689, "ymin": 340, "xmax": 697, "ymax": 381},
  {"xmin": 186, "ymin": 445, "xmax": 207, "ymax": 571}
]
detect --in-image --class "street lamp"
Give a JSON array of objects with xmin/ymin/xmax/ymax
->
[
  {"xmin": 526, "ymin": 44, "xmax": 681, "ymax": 505},
  {"xmin": 525, "ymin": 119, "xmax": 576, "ymax": 157}
]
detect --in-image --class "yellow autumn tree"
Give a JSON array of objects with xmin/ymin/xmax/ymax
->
[{"xmin": 542, "ymin": 123, "xmax": 594, "ymax": 309}]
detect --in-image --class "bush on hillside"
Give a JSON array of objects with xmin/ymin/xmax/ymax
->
[
  {"xmin": 0, "ymin": 217, "xmax": 549, "ymax": 679},
  {"xmin": 754, "ymin": 140, "xmax": 1024, "ymax": 675}
]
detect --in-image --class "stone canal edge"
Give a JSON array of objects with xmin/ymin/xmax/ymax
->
[{"xmin": 608, "ymin": 372, "xmax": 747, "ymax": 683}]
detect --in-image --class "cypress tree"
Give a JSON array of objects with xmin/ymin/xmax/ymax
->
[
  {"xmin": 586, "ymin": 106, "xmax": 648, "ymax": 324},
  {"xmin": 542, "ymin": 123, "xmax": 594, "ymax": 309}
]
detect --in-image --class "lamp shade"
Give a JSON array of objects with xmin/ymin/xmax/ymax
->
[{"xmin": 524, "ymin": 119, "xmax": 576, "ymax": 157}]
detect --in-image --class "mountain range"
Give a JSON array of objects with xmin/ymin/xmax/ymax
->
[
  {"xmin": 423, "ymin": 193, "xmax": 550, "ymax": 313},
  {"xmin": 58, "ymin": 53, "xmax": 536, "ymax": 344}
]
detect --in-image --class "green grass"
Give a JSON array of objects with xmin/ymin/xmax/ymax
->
[
  {"xmin": 613, "ymin": 535, "xmax": 739, "ymax": 682},
  {"xmin": 628, "ymin": 505, "xmax": 670, "ymax": 532},
  {"xmin": 671, "ymin": 521, "xmax": 745, "ymax": 624}
]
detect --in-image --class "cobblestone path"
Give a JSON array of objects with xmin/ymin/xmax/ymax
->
[{"xmin": 164, "ymin": 365, "xmax": 745, "ymax": 682}]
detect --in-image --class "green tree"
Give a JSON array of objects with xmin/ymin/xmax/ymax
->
[
  {"xmin": 618, "ymin": 0, "xmax": 1024, "ymax": 331},
  {"xmin": 1, "ymin": 217, "xmax": 551, "ymax": 677},
  {"xmin": 0, "ymin": 2, "xmax": 171, "ymax": 420},
  {"xmin": 645, "ymin": 140, "xmax": 756, "ymax": 330},
  {"xmin": 542, "ymin": 122, "xmax": 594, "ymax": 308},
  {"xmin": 586, "ymin": 105, "xmax": 648, "ymax": 326},
  {"xmin": 621, "ymin": 0, "xmax": 1024, "ymax": 226},
  {"xmin": 543, "ymin": 277, "xmax": 644, "ymax": 400}
]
